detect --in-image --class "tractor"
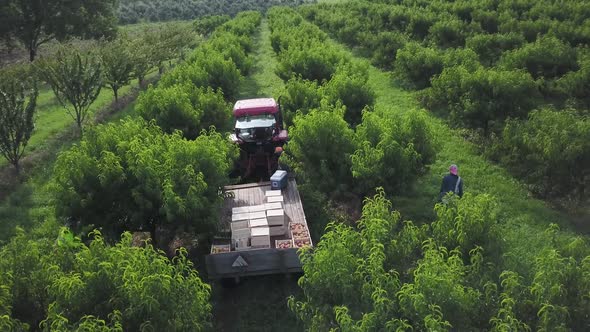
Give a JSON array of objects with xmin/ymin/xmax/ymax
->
[{"xmin": 230, "ymin": 98, "xmax": 288, "ymax": 180}]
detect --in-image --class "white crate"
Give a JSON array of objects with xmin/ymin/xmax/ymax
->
[
  {"xmin": 232, "ymin": 206, "xmax": 250, "ymax": 214},
  {"xmin": 266, "ymin": 209, "xmax": 285, "ymax": 226},
  {"xmin": 265, "ymin": 202, "xmax": 282, "ymax": 211},
  {"xmin": 232, "ymin": 212, "xmax": 249, "ymax": 222},
  {"xmin": 248, "ymin": 204, "xmax": 267, "ymax": 213},
  {"xmin": 265, "ymin": 190, "xmax": 282, "ymax": 197},
  {"xmin": 249, "ymin": 218, "xmax": 268, "ymax": 228},
  {"xmin": 234, "ymin": 239, "xmax": 251, "ymax": 251},
  {"xmin": 267, "ymin": 195, "xmax": 284, "ymax": 204},
  {"xmin": 269, "ymin": 225, "xmax": 286, "ymax": 236},
  {"xmin": 231, "ymin": 220, "xmax": 249, "ymax": 231},
  {"xmin": 248, "ymin": 211, "xmax": 267, "ymax": 220},
  {"xmin": 232, "ymin": 228, "xmax": 250, "ymax": 240},
  {"xmin": 251, "ymin": 227, "xmax": 270, "ymax": 247},
  {"xmin": 232, "ymin": 228, "xmax": 251, "ymax": 251}
]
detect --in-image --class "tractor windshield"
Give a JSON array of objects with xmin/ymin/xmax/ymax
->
[{"xmin": 235, "ymin": 114, "xmax": 276, "ymax": 129}]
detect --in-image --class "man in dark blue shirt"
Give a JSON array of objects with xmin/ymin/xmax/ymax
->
[{"xmin": 439, "ymin": 164, "xmax": 463, "ymax": 201}]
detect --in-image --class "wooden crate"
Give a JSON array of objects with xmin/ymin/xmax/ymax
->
[
  {"xmin": 276, "ymin": 239, "xmax": 293, "ymax": 249},
  {"xmin": 266, "ymin": 209, "xmax": 285, "ymax": 226},
  {"xmin": 211, "ymin": 244, "xmax": 231, "ymax": 254},
  {"xmin": 265, "ymin": 190, "xmax": 282, "ymax": 197},
  {"xmin": 267, "ymin": 195, "xmax": 284, "ymax": 203},
  {"xmin": 265, "ymin": 202, "xmax": 282, "ymax": 210},
  {"xmin": 232, "ymin": 212, "xmax": 249, "ymax": 222},
  {"xmin": 248, "ymin": 211, "xmax": 267, "ymax": 220},
  {"xmin": 232, "ymin": 206, "xmax": 250, "ymax": 214},
  {"xmin": 293, "ymin": 237, "xmax": 311, "ymax": 248},
  {"xmin": 251, "ymin": 226, "xmax": 270, "ymax": 247},
  {"xmin": 249, "ymin": 204, "xmax": 267, "ymax": 213},
  {"xmin": 290, "ymin": 222, "xmax": 310, "ymax": 240},
  {"xmin": 269, "ymin": 225, "xmax": 286, "ymax": 236},
  {"xmin": 249, "ymin": 218, "xmax": 268, "ymax": 228},
  {"xmin": 231, "ymin": 220, "xmax": 249, "ymax": 231}
]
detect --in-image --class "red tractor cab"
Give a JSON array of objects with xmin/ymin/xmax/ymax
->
[{"xmin": 230, "ymin": 98, "xmax": 288, "ymax": 179}]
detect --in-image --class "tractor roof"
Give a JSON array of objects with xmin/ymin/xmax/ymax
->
[{"xmin": 233, "ymin": 98, "xmax": 278, "ymax": 117}]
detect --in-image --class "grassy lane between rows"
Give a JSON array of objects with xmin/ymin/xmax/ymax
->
[
  {"xmin": 321, "ymin": 37, "xmax": 587, "ymax": 279},
  {"xmin": 211, "ymin": 19, "xmax": 304, "ymax": 332}
]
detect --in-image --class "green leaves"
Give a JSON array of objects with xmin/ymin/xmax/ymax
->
[
  {"xmin": 0, "ymin": 65, "xmax": 38, "ymax": 174},
  {"xmin": 52, "ymin": 118, "xmax": 237, "ymax": 236},
  {"xmin": 1, "ymin": 229, "xmax": 211, "ymax": 331},
  {"xmin": 491, "ymin": 109, "xmax": 590, "ymax": 201},
  {"xmin": 352, "ymin": 109, "xmax": 436, "ymax": 195},
  {"xmin": 99, "ymin": 37, "xmax": 135, "ymax": 102},
  {"xmin": 288, "ymin": 105, "xmax": 357, "ymax": 194},
  {"xmin": 36, "ymin": 45, "xmax": 103, "ymax": 134}
]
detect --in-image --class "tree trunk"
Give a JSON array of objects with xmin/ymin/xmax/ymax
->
[
  {"xmin": 29, "ymin": 47, "xmax": 36, "ymax": 62},
  {"xmin": 76, "ymin": 111, "xmax": 84, "ymax": 136},
  {"xmin": 113, "ymin": 88, "xmax": 119, "ymax": 103},
  {"xmin": 13, "ymin": 160, "xmax": 20, "ymax": 176}
]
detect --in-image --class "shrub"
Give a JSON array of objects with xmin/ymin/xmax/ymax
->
[
  {"xmin": 466, "ymin": 33, "xmax": 525, "ymax": 66},
  {"xmin": 279, "ymin": 78, "xmax": 322, "ymax": 128},
  {"xmin": 323, "ymin": 62, "xmax": 375, "ymax": 127},
  {"xmin": 160, "ymin": 53, "xmax": 241, "ymax": 100},
  {"xmin": 287, "ymin": 104, "xmax": 357, "ymax": 194},
  {"xmin": 429, "ymin": 66, "xmax": 540, "ymax": 134},
  {"xmin": 365, "ymin": 31, "xmax": 409, "ymax": 69},
  {"xmin": 499, "ymin": 36, "xmax": 578, "ymax": 79},
  {"xmin": 557, "ymin": 57, "xmax": 590, "ymax": 106},
  {"xmin": 193, "ymin": 14, "xmax": 230, "ymax": 36},
  {"xmin": 352, "ymin": 109, "xmax": 436, "ymax": 195},
  {"xmin": 0, "ymin": 227, "xmax": 212, "ymax": 331},
  {"xmin": 405, "ymin": 10, "xmax": 437, "ymax": 41},
  {"xmin": 51, "ymin": 118, "xmax": 238, "ymax": 237},
  {"xmin": 394, "ymin": 42, "xmax": 444, "ymax": 89},
  {"xmin": 276, "ymin": 42, "xmax": 346, "ymax": 82},
  {"xmin": 137, "ymin": 84, "xmax": 230, "ymax": 139},
  {"xmin": 491, "ymin": 109, "xmax": 590, "ymax": 202},
  {"xmin": 428, "ymin": 17, "xmax": 467, "ymax": 48}
]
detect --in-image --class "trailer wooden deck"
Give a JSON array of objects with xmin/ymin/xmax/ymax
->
[{"xmin": 206, "ymin": 179, "xmax": 311, "ymax": 279}]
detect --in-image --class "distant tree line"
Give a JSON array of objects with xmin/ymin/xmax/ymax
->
[
  {"xmin": 118, "ymin": 0, "xmax": 317, "ymax": 24},
  {"xmin": 0, "ymin": 0, "xmax": 118, "ymax": 61}
]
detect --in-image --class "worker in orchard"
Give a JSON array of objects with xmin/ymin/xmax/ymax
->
[{"xmin": 439, "ymin": 164, "xmax": 463, "ymax": 202}]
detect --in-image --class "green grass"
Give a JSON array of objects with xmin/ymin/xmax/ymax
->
[{"xmin": 238, "ymin": 19, "xmax": 285, "ymax": 99}]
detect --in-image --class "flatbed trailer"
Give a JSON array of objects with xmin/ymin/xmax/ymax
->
[{"xmin": 205, "ymin": 179, "xmax": 312, "ymax": 279}]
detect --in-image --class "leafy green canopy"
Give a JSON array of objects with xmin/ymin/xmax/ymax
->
[
  {"xmin": 491, "ymin": 109, "xmax": 590, "ymax": 202},
  {"xmin": 428, "ymin": 65, "xmax": 540, "ymax": 134},
  {"xmin": 352, "ymin": 110, "xmax": 436, "ymax": 195},
  {"xmin": 51, "ymin": 118, "xmax": 238, "ymax": 236},
  {"xmin": 0, "ymin": 0, "xmax": 117, "ymax": 61},
  {"xmin": 0, "ymin": 227, "xmax": 212, "ymax": 331},
  {"xmin": 0, "ymin": 65, "xmax": 38, "ymax": 174},
  {"xmin": 137, "ymin": 84, "xmax": 231, "ymax": 139},
  {"xmin": 287, "ymin": 105, "xmax": 357, "ymax": 194},
  {"xmin": 36, "ymin": 46, "xmax": 103, "ymax": 134},
  {"xmin": 290, "ymin": 190, "xmax": 590, "ymax": 331}
]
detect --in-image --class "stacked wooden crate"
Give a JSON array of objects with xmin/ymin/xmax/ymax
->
[{"xmin": 265, "ymin": 190, "xmax": 286, "ymax": 237}]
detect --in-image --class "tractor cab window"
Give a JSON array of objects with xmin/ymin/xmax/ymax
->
[{"xmin": 235, "ymin": 114, "xmax": 276, "ymax": 129}]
